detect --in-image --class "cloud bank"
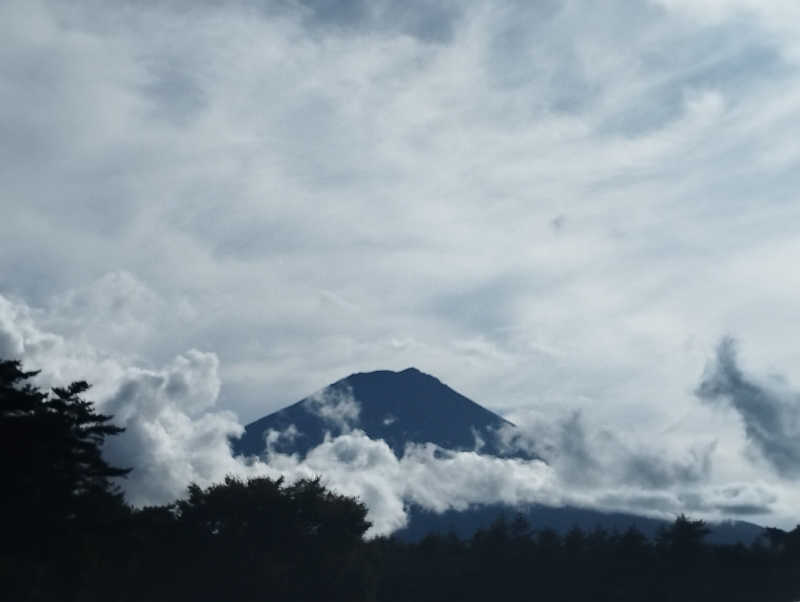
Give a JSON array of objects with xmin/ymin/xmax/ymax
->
[{"xmin": 3, "ymin": 293, "xmax": 799, "ymax": 535}]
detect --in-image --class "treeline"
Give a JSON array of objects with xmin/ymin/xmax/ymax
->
[
  {"xmin": 2, "ymin": 359, "xmax": 800, "ymax": 601},
  {"xmin": 376, "ymin": 515, "xmax": 800, "ymax": 602}
]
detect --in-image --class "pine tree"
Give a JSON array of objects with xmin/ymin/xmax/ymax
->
[{"xmin": 0, "ymin": 359, "xmax": 130, "ymax": 543}]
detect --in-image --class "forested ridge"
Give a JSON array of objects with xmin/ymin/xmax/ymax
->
[{"xmin": 3, "ymin": 359, "xmax": 800, "ymax": 601}]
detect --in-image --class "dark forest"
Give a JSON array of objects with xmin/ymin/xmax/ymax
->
[{"xmin": 3, "ymin": 359, "xmax": 799, "ymax": 602}]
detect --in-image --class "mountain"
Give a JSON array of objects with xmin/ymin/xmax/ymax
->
[
  {"xmin": 232, "ymin": 367, "xmax": 525, "ymax": 459},
  {"xmin": 395, "ymin": 503, "xmax": 766, "ymax": 546},
  {"xmin": 232, "ymin": 367, "xmax": 765, "ymax": 544}
]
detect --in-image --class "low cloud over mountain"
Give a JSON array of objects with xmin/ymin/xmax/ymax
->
[{"xmin": 2, "ymin": 292, "xmax": 797, "ymax": 536}]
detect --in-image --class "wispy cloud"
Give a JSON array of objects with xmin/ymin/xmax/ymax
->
[
  {"xmin": 697, "ymin": 337, "xmax": 800, "ymax": 478},
  {"xmin": 303, "ymin": 384, "xmax": 361, "ymax": 433},
  {"xmin": 4, "ymin": 0, "xmax": 800, "ymax": 533}
]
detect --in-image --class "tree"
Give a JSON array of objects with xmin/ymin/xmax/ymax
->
[
  {"xmin": 169, "ymin": 475, "xmax": 373, "ymax": 601},
  {"xmin": 0, "ymin": 359, "xmax": 130, "ymax": 542},
  {"xmin": 0, "ymin": 359, "xmax": 132, "ymax": 601},
  {"xmin": 656, "ymin": 513, "xmax": 711, "ymax": 585},
  {"xmin": 658, "ymin": 514, "xmax": 710, "ymax": 553}
]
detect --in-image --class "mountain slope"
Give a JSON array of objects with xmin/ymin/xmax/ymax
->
[
  {"xmin": 395, "ymin": 503, "xmax": 766, "ymax": 545},
  {"xmin": 232, "ymin": 367, "xmax": 520, "ymax": 459},
  {"xmin": 232, "ymin": 367, "xmax": 765, "ymax": 545}
]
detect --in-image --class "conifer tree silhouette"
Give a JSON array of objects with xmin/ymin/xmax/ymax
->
[{"xmin": 0, "ymin": 359, "xmax": 131, "ymax": 601}]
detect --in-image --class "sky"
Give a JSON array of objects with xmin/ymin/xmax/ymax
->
[{"xmin": 4, "ymin": 0, "xmax": 800, "ymax": 534}]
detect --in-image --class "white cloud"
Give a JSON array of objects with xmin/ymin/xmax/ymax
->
[
  {"xmin": 0, "ymin": 293, "xmax": 256, "ymax": 505},
  {"xmin": 5, "ymin": 291, "xmax": 800, "ymax": 534},
  {"xmin": 258, "ymin": 418, "xmax": 786, "ymax": 536},
  {"xmin": 99, "ymin": 351, "xmax": 241, "ymax": 505},
  {"xmin": 4, "ymin": 0, "xmax": 800, "ymax": 534},
  {"xmin": 0, "ymin": 297, "xmax": 27, "ymax": 358},
  {"xmin": 303, "ymin": 384, "xmax": 361, "ymax": 432},
  {"xmin": 45, "ymin": 271, "xmax": 165, "ymax": 350},
  {"xmin": 292, "ymin": 433, "xmax": 556, "ymax": 536}
]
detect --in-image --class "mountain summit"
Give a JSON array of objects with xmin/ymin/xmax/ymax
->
[{"xmin": 232, "ymin": 367, "xmax": 518, "ymax": 459}]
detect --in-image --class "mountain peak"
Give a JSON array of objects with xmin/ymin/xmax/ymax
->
[
  {"xmin": 343, "ymin": 366, "xmax": 427, "ymax": 380},
  {"xmin": 232, "ymin": 368, "xmax": 521, "ymax": 459}
]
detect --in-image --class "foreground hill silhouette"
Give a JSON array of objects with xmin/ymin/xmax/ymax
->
[{"xmin": 233, "ymin": 367, "xmax": 523, "ymax": 458}]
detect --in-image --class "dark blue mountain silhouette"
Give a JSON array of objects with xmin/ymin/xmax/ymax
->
[
  {"xmin": 232, "ymin": 367, "xmax": 764, "ymax": 544},
  {"xmin": 232, "ymin": 367, "xmax": 523, "ymax": 459},
  {"xmin": 395, "ymin": 503, "xmax": 765, "ymax": 545}
]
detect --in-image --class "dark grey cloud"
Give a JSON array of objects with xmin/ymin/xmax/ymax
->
[
  {"xmin": 550, "ymin": 411, "xmax": 600, "ymax": 485},
  {"xmin": 142, "ymin": 62, "xmax": 207, "ymax": 126},
  {"xmin": 497, "ymin": 411, "xmax": 712, "ymax": 490},
  {"xmin": 177, "ymin": 0, "xmax": 464, "ymax": 42},
  {"xmin": 678, "ymin": 484, "xmax": 777, "ymax": 517},
  {"xmin": 597, "ymin": 491, "xmax": 678, "ymax": 514},
  {"xmin": 623, "ymin": 443, "xmax": 713, "ymax": 489},
  {"xmin": 290, "ymin": 0, "xmax": 463, "ymax": 42},
  {"xmin": 550, "ymin": 215, "xmax": 566, "ymax": 231},
  {"xmin": 483, "ymin": 2, "xmax": 604, "ymax": 116},
  {"xmin": 697, "ymin": 337, "xmax": 800, "ymax": 478},
  {"xmin": 716, "ymin": 503, "xmax": 772, "ymax": 516}
]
